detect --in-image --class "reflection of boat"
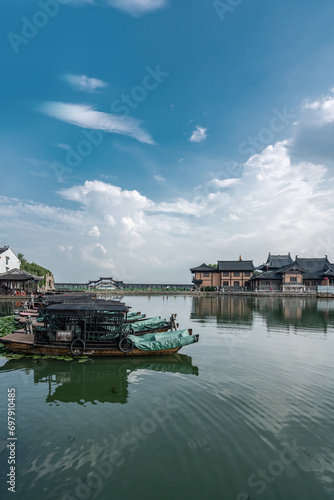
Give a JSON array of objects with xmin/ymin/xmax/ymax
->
[
  {"xmin": 1, "ymin": 302, "xmax": 199, "ymax": 357},
  {"xmin": 0, "ymin": 354, "xmax": 199, "ymax": 404}
]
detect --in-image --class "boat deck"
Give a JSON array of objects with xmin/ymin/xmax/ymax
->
[{"xmin": 1, "ymin": 332, "xmax": 34, "ymax": 344}]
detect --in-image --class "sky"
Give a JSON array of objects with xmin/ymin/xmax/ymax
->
[{"xmin": 1, "ymin": 0, "xmax": 334, "ymax": 283}]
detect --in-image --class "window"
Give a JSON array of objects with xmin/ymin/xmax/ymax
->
[
  {"xmin": 290, "ymin": 277, "xmax": 297, "ymax": 282},
  {"xmin": 245, "ymin": 272, "xmax": 250, "ymax": 276},
  {"xmin": 223, "ymin": 272, "xmax": 229, "ymax": 276},
  {"xmin": 233, "ymin": 281, "xmax": 240, "ymax": 286},
  {"xmin": 223, "ymin": 281, "xmax": 229, "ymax": 286},
  {"xmin": 234, "ymin": 272, "xmax": 240, "ymax": 276},
  {"xmin": 203, "ymin": 273, "xmax": 210, "ymax": 277},
  {"xmin": 6, "ymin": 257, "xmax": 9, "ymax": 265}
]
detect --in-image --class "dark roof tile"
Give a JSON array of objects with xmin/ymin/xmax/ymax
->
[{"xmin": 218, "ymin": 260, "xmax": 254, "ymax": 271}]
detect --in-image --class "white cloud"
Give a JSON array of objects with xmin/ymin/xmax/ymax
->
[
  {"xmin": 5, "ymin": 90, "xmax": 334, "ymax": 282},
  {"xmin": 210, "ymin": 178, "xmax": 240, "ymax": 188},
  {"xmin": 1, "ymin": 145, "xmax": 334, "ymax": 283},
  {"xmin": 95, "ymin": 243, "xmax": 107, "ymax": 254},
  {"xmin": 189, "ymin": 126, "xmax": 207, "ymax": 143},
  {"xmin": 88, "ymin": 226, "xmax": 100, "ymax": 237},
  {"xmin": 106, "ymin": 0, "xmax": 167, "ymax": 16},
  {"xmin": 63, "ymin": 74, "xmax": 108, "ymax": 93},
  {"xmin": 154, "ymin": 174, "xmax": 165, "ymax": 182},
  {"xmin": 38, "ymin": 101, "xmax": 155, "ymax": 145},
  {"xmin": 301, "ymin": 89, "xmax": 334, "ymax": 125},
  {"xmin": 69, "ymin": 0, "xmax": 166, "ymax": 16}
]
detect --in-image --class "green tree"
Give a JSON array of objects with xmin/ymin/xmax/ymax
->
[{"xmin": 18, "ymin": 253, "xmax": 52, "ymax": 286}]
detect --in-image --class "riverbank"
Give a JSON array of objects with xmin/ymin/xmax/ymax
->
[{"xmin": 1, "ymin": 290, "xmax": 332, "ymax": 299}]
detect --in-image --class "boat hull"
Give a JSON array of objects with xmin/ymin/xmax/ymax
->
[{"xmin": 0, "ymin": 332, "xmax": 182, "ymax": 357}]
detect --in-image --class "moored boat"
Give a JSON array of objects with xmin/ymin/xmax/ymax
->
[{"xmin": 0, "ymin": 300, "xmax": 198, "ymax": 357}]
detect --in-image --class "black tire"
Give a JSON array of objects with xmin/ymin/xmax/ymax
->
[
  {"xmin": 119, "ymin": 337, "xmax": 134, "ymax": 354},
  {"xmin": 70, "ymin": 338, "xmax": 85, "ymax": 356}
]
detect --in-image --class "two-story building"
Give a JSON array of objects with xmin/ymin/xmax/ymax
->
[
  {"xmin": 190, "ymin": 257, "xmax": 255, "ymax": 290},
  {"xmin": 0, "ymin": 246, "xmax": 20, "ymax": 274},
  {"xmin": 251, "ymin": 254, "xmax": 334, "ymax": 291}
]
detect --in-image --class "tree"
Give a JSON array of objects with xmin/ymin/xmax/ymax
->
[{"xmin": 18, "ymin": 253, "xmax": 52, "ymax": 286}]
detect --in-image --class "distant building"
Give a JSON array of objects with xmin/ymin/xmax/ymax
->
[
  {"xmin": 190, "ymin": 257, "xmax": 255, "ymax": 290},
  {"xmin": 0, "ymin": 246, "xmax": 20, "ymax": 274},
  {"xmin": 252, "ymin": 254, "xmax": 334, "ymax": 291}
]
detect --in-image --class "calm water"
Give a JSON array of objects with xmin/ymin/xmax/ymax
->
[{"xmin": 1, "ymin": 295, "xmax": 334, "ymax": 500}]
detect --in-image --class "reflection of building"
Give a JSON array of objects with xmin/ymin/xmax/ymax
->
[
  {"xmin": 252, "ymin": 254, "xmax": 334, "ymax": 292},
  {"xmin": 190, "ymin": 257, "xmax": 254, "ymax": 290},
  {"xmin": 254, "ymin": 296, "xmax": 334, "ymax": 333},
  {"xmin": 191, "ymin": 296, "xmax": 254, "ymax": 325}
]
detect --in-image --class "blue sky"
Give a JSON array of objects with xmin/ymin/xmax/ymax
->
[{"xmin": 1, "ymin": 0, "xmax": 334, "ymax": 282}]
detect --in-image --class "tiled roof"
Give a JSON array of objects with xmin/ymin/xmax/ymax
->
[
  {"xmin": 190, "ymin": 263, "xmax": 218, "ymax": 272},
  {"xmin": 260, "ymin": 253, "xmax": 293, "ymax": 269},
  {"xmin": 251, "ymin": 270, "xmax": 282, "ymax": 280},
  {"xmin": 218, "ymin": 260, "xmax": 254, "ymax": 271},
  {"xmin": 0, "ymin": 268, "xmax": 43, "ymax": 281},
  {"xmin": 0, "ymin": 246, "xmax": 9, "ymax": 255},
  {"xmin": 253, "ymin": 256, "xmax": 334, "ymax": 281},
  {"xmin": 295, "ymin": 257, "xmax": 331, "ymax": 272}
]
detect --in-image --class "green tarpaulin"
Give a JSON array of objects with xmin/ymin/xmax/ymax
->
[
  {"xmin": 128, "ymin": 329, "xmax": 198, "ymax": 351},
  {"xmin": 131, "ymin": 316, "xmax": 169, "ymax": 333}
]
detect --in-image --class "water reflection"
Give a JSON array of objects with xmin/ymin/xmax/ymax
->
[
  {"xmin": 191, "ymin": 296, "xmax": 254, "ymax": 325},
  {"xmin": 191, "ymin": 296, "xmax": 334, "ymax": 333},
  {"xmin": 0, "ymin": 354, "xmax": 198, "ymax": 405},
  {"xmin": 0, "ymin": 300, "xmax": 24, "ymax": 317}
]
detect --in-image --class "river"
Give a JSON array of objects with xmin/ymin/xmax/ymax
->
[{"xmin": 0, "ymin": 295, "xmax": 334, "ymax": 500}]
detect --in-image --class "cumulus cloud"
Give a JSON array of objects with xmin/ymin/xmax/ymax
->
[
  {"xmin": 1, "ymin": 139, "xmax": 334, "ymax": 284},
  {"xmin": 210, "ymin": 178, "xmax": 240, "ymax": 188},
  {"xmin": 6, "ymin": 90, "xmax": 334, "ymax": 282},
  {"xmin": 62, "ymin": 74, "xmax": 108, "ymax": 93},
  {"xmin": 291, "ymin": 88, "xmax": 334, "ymax": 169},
  {"xmin": 37, "ymin": 101, "xmax": 155, "ymax": 145},
  {"xmin": 189, "ymin": 126, "xmax": 207, "ymax": 143},
  {"xmin": 88, "ymin": 226, "xmax": 100, "ymax": 237},
  {"xmin": 302, "ymin": 89, "xmax": 334, "ymax": 125}
]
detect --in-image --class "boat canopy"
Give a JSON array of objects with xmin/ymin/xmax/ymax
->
[
  {"xmin": 45, "ymin": 302, "xmax": 128, "ymax": 313},
  {"xmin": 128, "ymin": 329, "xmax": 198, "ymax": 351}
]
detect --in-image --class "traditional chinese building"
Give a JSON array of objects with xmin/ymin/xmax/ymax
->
[
  {"xmin": 190, "ymin": 257, "xmax": 255, "ymax": 290},
  {"xmin": 251, "ymin": 254, "xmax": 334, "ymax": 291}
]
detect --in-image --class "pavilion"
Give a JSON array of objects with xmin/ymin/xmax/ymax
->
[{"xmin": 0, "ymin": 268, "xmax": 43, "ymax": 296}]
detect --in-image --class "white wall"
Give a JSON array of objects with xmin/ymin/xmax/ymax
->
[{"xmin": 0, "ymin": 247, "xmax": 21, "ymax": 274}]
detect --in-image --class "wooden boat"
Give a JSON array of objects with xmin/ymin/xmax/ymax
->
[{"xmin": 0, "ymin": 301, "xmax": 198, "ymax": 357}]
